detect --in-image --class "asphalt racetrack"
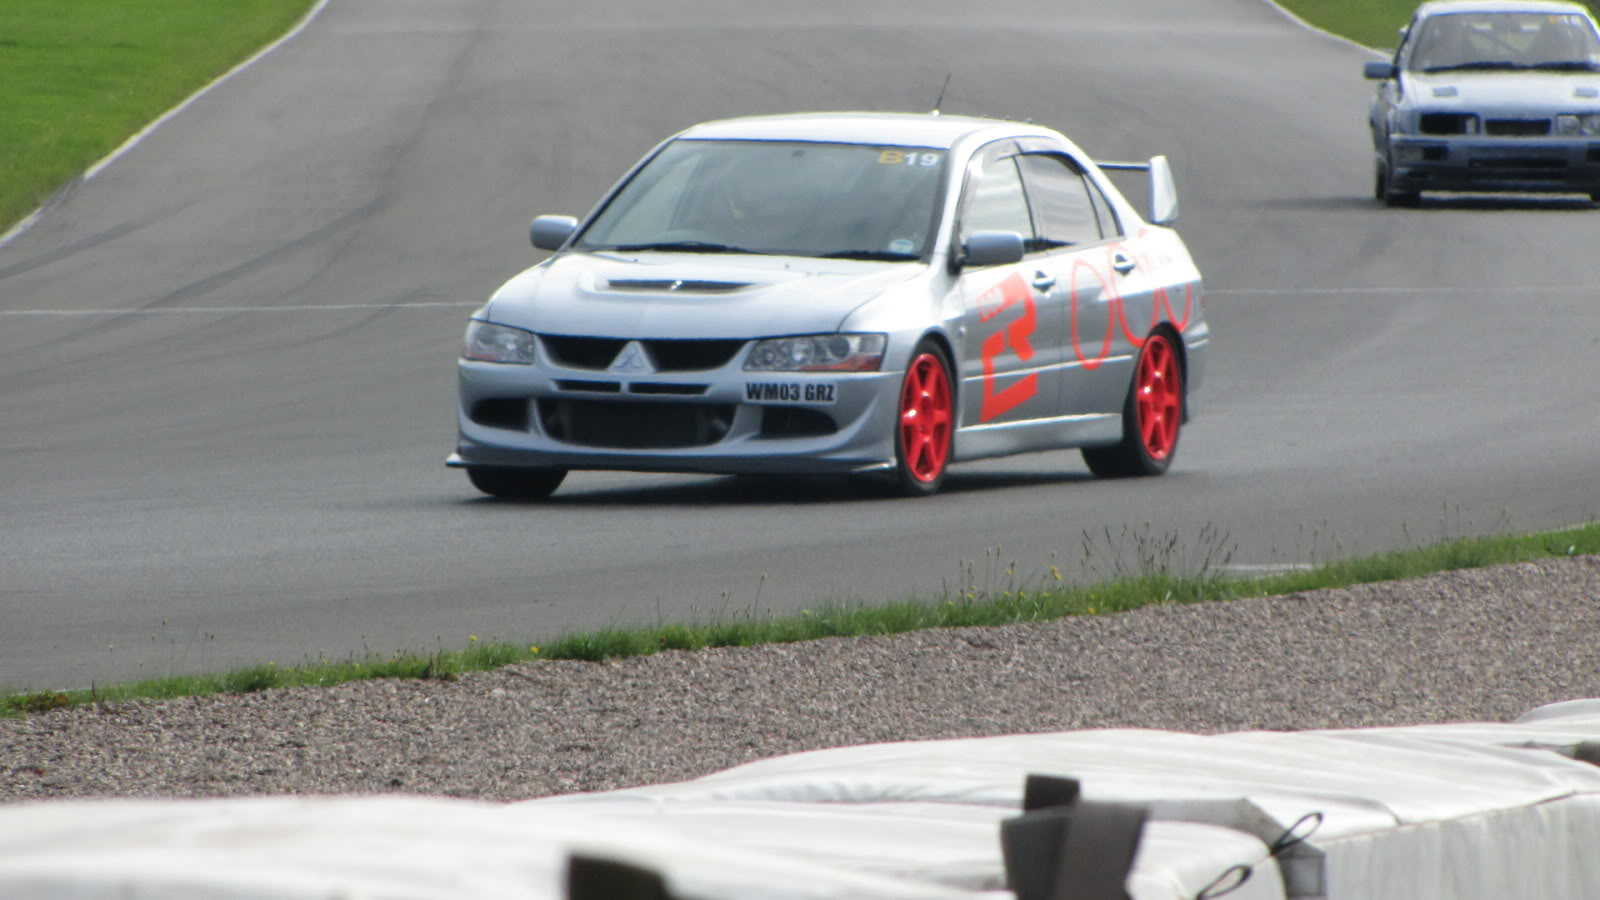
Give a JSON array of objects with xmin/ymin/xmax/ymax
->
[{"xmin": 3, "ymin": 0, "xmax": 1598, "ymax": 691}]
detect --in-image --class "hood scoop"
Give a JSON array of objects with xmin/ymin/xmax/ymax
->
[{"xmin": 605, "ymin": 278, "xmax": 754, "ymax": 293}]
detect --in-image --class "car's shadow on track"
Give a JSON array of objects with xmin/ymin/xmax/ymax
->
[
  {"xmin": 1407, "ymin": 194, "xmax": 1597, "ymax": 212},
  {"xmin": 456, "ymin": 468, "xmax": 1097, "ymax": 508},
  {"xmin": 1252, "ymin": 194, "xmax": 1596, "ymax": 213}
]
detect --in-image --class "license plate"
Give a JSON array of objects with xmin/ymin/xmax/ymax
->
[{"xmin": 744, "ymin": 382, "xmax": 837, "ymax": 404}]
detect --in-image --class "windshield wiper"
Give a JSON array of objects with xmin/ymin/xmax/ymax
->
[
  {"xmin": 606, "ymin": 240, "xmax": 764, "ymax": 254},
  {"xmin": 817, "ymin": 249, "xmax": 920, "ymax": 261},
  {"xmin": 1528, "ymin": 61, "xmax": 1600, "ymax": 71},
  {"xmin": 1422, "ymin": 61, "xmax": 1525, "ymax": 73}
]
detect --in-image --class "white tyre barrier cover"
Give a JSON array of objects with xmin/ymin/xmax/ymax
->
[{"xmin": 0, "ymin": 700, "xmax": 1596, "ymax": 899}]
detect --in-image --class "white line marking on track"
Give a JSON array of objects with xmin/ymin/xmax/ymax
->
[{"xmin": 0, "ymin": 302, "xmax": 476, "ymax": 317}]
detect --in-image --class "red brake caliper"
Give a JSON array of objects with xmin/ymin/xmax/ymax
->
[
  {"xmin": 900, "ymin": 355, "xmax": 951, "ymax": 481},
  {"xmin": 1136, "ymin": 336, "xmax": 1180, "ymax": 459}
]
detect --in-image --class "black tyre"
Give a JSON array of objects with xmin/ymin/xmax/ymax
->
[
  {"xmin": 1378, "ymin": 153, "xmax": 1419, "ymax": 207},
  {"xmin": 466, "ymin": 465, "xmax": 567, "ymax": 500},
  {"xmin": 891, "ymin": 340, "xmax": 955, "ymax": 497},
  {"xmin": 1082, "ymin": 332, "xmax": 1183, "ymax": 479}
]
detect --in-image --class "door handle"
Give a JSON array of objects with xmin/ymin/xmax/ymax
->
[
  {"xmin": 1031, "ymin": 271, "xmax": 1056, "ymax": 292},
  {"xmin": 1112, "ymin": 253, "xmax": 1136, "ymax": 275}
]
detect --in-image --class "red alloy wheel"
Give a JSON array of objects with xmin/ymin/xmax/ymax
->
[
  {"xmin": 1135, "ymin": 334, "xmax": 1181, "ymax": 460},
  {"xmin": 898, "ymin": 352, "xmax": 953, "ymax": 483}
]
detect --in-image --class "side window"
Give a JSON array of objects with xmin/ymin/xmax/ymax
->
[
  {"xmin": 960, "ymin": 154, "xmax": 1034, "ymax": 244},
  {"xmin": 1018, "ymin": 154, "xmax": 1103, "ymax": 247},
  {"xmin": 1085, "ymin": 178, "xmax": 1123, "ymax": 239}
]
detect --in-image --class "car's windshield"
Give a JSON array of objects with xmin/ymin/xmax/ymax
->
[
  {"xmin": 574, "ymin": 139, "xmax": 947, "ymax": 260},
  {"xmin": 1407, "ymin": 11, "xmax": 1600, "ymax": 72}
]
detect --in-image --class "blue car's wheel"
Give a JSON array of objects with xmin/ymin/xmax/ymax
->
[{"xmin": 1378, "ymin": 153, "xmax": 1419, "ymax": 208}]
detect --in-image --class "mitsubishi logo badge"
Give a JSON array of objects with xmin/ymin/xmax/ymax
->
[{"xmin": 608, "ymin": 341, "xmax": 653, "ymax": 374}]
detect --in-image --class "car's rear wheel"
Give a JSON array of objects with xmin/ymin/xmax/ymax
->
[
  {"xmin": 892, "ymin": 340, "xmax": 954, "ymax": 496},
  {"xmin": 466, "ymin": 465, "xmax": 567, "ymax": 500},
  {"xmin": 1082, "ymin": 332, "xmax": 1183, "ymax": 479}
]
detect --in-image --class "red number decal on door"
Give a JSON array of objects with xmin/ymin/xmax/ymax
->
[{"xmin": 977, "ymin": 272, "xmax": 1038, "ymax": 423}]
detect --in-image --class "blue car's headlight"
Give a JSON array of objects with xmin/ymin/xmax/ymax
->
[
  {"xmin": 744, "ymin": 334, "xmax": 887, "ymax": 372},
  {"xmin": 463, "ymin": 320, "xmax": 537, "ymax": 364},
  {"xmin": 1555, "ymin": 113, "xmax": 1600, "ymax": 136}
]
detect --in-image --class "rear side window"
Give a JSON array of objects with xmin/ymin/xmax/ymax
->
[{"xmin": 1018, "ymin": 154, "xmax": 1103, "ymax": 247}]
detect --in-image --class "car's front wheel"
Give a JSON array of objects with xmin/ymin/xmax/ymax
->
[
  {"xmin": 1376, "ymin": 152, "xmax": 1420, "ymax": 207},
  {"xmin": 1082, "ymin": 331, "xmax": 1183, "ymax": 479},
  {"xmin": 466, "ymin": 465, "xmax": 567, "ymax": 500},
  {"xmin": 891, "ymin": 340, "xmax": 955, "ymax": 496}
]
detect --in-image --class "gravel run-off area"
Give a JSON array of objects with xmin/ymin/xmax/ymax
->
[{"xmin": 4, "ymin": 555, "xmax": 1598, "ymax": 803}]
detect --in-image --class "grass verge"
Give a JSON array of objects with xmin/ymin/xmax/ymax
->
[
  {"xmin": 0, "ymin": 0, "xmax": 317, "ymax": 234},
  {"xmin": 6, "ymin": 521, "xmax": 1597, "ymax": 717},
  {"xmin": 1275, "ymin": 0, "xmax": 1600, "ymax": 50}
]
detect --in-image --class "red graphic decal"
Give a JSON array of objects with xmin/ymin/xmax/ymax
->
[
  {"xmin": 977, "ymin": 272, "xmax": 1038, "ymax": 422},
  {"xmin": 1110, "ymin": 243, "xmax": 1152, "ymax": 349},
  {"xmin": 1070, "ymin": 258, "xmax": 1115, "ymax": 370},
  {"xmin": 1160, "ymin": 281, "xmax": 1195, "ymax": 332}
]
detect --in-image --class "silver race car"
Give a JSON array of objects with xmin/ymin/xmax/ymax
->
[
  {"xmin": 449, "ymin": 112, "xmax": 1209, "ymax": 498},
  {"xmin": 1365, "ymin": 0, "xmax": 1600, "ymax": 205}
]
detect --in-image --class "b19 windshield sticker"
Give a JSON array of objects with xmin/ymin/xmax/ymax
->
[{"xmin": 877, "ymin": 149, "xmax": 943, "ymax": 166}]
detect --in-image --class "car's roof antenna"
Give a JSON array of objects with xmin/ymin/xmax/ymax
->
[{"xmin": 931, "ymin": 73, "xmax": 951, "ymax": 116}]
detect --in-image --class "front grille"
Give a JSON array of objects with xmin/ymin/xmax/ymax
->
[
  {"xmin": 540, "ymin": 335, "xmax": 626, "ymax": 369},
  {"xmin": 1484, "ymin": 118, "xmax": 1551, "ymax": 137},
  {"xmin": 555, "ymin": 380, "xmax": 622, "ymax": 393},
  {"xmin": 1420, "ymin": 113, "xmax": 1476, "ymax": 135},
  {"xmin": 1469, "ymin": 156, "xmax": 1567, "ymax": 170},
  {"xmin": 644, "ymin": 339, "xmax": 745, "ymax": 371},
  {"xmin": 629, "ymin": 382, "xmax": 708, "ymax": 396},
  {"xmin": 537, "ymin": 399, "xmax": 734, "ymax": 448},
  {"xmin": 538, "ymin": 335, "xmax": 745, "ymax": 371}
]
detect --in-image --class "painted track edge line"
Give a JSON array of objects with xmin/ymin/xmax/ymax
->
[
  {"xmin": 0, "ymin": 0, "xmax": 332, "ymax": 251},
  {"xmin": 1255, "ymin": 0, "xmax": 1388, "ymax": 56}
]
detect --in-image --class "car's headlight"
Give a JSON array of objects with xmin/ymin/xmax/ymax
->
[
  {"xmin": 463, "ymin": 320, "xmax": 537, "ymax": 364},
  {"xmin": 744, "ymin": 334, "xmax": 887, "ymax": 372},
  {"xmin": 1555, "ymin": 113, "xmax": 1600, "ymax": 136}
]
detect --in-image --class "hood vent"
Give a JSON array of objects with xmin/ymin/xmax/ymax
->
[{"xmin": 605, "ymin": 278, "xmax": 753, "ymax": 293}]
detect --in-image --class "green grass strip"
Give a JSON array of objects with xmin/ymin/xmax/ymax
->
[
  {"xmin": 7, "ymin": 521, "xmax": 1597, "ymax": 716},
  {"xmin": 1276, "ymin": 0, "xmax": 1600, "ymax": 50},
  {"xmin": 0, "ymin": 0, "xmax": 317, "ymax": 233}
]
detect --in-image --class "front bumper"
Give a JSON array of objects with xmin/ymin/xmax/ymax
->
[
  {"xmin": 1388, "ymin": 136, "xmax": 1600, "ymax": 194},
  {"xmin": 449, "ymin": 358, "xmax": 903, "ymax": 476}
]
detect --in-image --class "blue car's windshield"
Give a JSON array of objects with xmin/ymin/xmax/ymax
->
[
  {"xmin": 574, "ymin": 139, "xmax": 947, "ymax": 260},
  {"xmin": 1408, "ymin": 12, "xmax": 1600, "ymax": 73}
]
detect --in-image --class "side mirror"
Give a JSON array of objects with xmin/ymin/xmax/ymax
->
[
  {"xmin": 1363, "ymin": 60, "xmax": 1397, "ymax": 80},
  {"xmin": 960, "ymin": 231, "xmax": 1025, "ymax": 269},
  {"xmin": 530, "ymin": 215, "xmax": 578, "ymax": 251},
  {"xmin": 1147, "ymin": 155, "xmax": 1178, "ymax": 226}
]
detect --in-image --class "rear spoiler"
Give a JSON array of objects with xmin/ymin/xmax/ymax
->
[{"xmin": 1093, "ymin": 155, "xmax": 1179, "ymax": 226}]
